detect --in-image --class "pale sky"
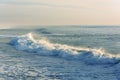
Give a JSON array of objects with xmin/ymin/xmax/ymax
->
[{"xmin": 0, "ymin": 0, "xmax": 120, "ymax": 26}]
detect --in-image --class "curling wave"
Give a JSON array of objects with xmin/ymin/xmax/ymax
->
[{"xmin": 9, "ymin": 33, "xmax": 120, "ymax": 64}]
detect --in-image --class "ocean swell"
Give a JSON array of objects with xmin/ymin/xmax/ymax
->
[{"xmin": 9, "ymin": 33, "xmax": 120, "ymax": 64}]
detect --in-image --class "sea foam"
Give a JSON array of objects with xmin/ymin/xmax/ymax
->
[{"xmin": 9, "ymin": 33, "xmax": 120, "ymax": 64}]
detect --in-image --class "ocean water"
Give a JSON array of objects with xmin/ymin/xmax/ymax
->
[{"xmin": 0, "ymin": 26, "xmax": 120, "ymax": 80}]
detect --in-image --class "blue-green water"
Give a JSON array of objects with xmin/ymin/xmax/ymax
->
[
  {"xmin": 0, "ymin": 26, "xmax": 120, "ymax": 80},
  {"xmin": 1, "ymin": 26, "xmax": 120, "ymax": 54}
]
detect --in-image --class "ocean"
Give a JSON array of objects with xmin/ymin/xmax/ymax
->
[{"xmin": 0, "ymin": 26, "xmax": 120, "ymax": 80}]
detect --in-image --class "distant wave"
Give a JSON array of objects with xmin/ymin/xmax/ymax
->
[
  {"xmin": 9, "ymin": 33, "xmax": 120, "ymax": 65},
  {"xmin": 0, "ymin": 35, "xmax": 18, "ymax": 38},
  {"xmin": 36, "ymin": 28, "xmax": 52, "ymax": 34}
]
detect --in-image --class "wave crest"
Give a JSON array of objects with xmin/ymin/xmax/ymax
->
[{"xmin": 9, "ymin": 33, "xmax": 120, "ymax": 64}]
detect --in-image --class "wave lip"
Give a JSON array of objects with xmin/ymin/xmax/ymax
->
[{"xmin": 9, "ymin": 33, "xmax": 120, "ymax": 64}]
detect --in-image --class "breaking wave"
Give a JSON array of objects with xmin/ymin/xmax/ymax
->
[{"xmin": 9, "ymin": 33, "xmax": 120, "ymax": 64}]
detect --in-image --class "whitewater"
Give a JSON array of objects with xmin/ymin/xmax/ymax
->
[
  {"xmin": 9, "ymin": 33, "xmax": 120, "ymax": 65},
  {"xmin": 0, "ymin": 26, "xmax": 120, "ymax": 80}
]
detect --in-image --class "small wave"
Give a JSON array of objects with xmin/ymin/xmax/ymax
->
[
  {"xmin": 0, "ymin": 35, "xmax": 18, "ymax": 38},
  {"xmin": 36, "ymin": 28, "xmax": 52, "ymax": 34},
  {"xmin": 9, "ymin": 33, "xmax": 120, "ymax": 65}
]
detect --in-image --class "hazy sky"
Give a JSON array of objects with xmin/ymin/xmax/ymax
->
[{"xmin": 0, "ymin": 0, "xmax": 120, "ymax": 26}]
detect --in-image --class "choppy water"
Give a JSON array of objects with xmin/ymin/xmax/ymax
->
[{"xmin": 0, "ymin": 26, "xmax": 120, "ymax": 80}]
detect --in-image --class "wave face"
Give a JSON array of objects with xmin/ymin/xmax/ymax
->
[{"xmin": 9, "ymin": 33, "xmax": 120, "ymax": 64}]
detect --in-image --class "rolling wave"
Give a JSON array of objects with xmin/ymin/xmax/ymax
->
[{"xmin": 9, "ymin": 33, "xmax": 120, "ymax": 65}]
